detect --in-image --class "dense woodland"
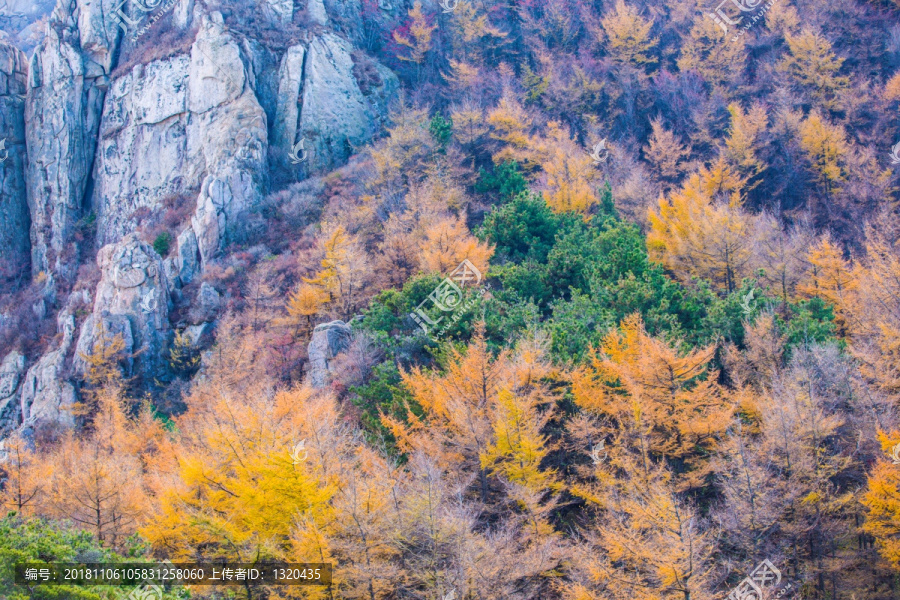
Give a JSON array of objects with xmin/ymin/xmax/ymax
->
[{"xmin": 4, "ymin": 0, "xmax": 900, "ymax": 598}]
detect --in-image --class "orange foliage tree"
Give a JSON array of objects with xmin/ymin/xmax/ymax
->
[{"xmin": 571, "ymin": 314, "xmax": 733, "ymax": 492}]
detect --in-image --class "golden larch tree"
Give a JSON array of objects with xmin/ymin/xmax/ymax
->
[
  {"xmin": 304, "ymin": 224, "xmax": 370, "ymax": 318},
  {"xmin": 799, "ymin": 110, "xmax": 848, "ymax": 196},
  {"xmin": 647, "ymin": 166, "xmax": 756, "ymax": 293},
  {"xmin": 798, "ymin": 235, "xmax": 858, "ymax": 335},
  {"xmin": 535, "ymin": 121, "xmax": 600, "ymax": 214},
  {"xmin": 393, "ymin": 1, "xmax": 436, "ymax": 66},
  {"xmin": 418, "ymin": 214, "xmax": 493, "ymax": 275},
  {"xmin": 724, "ymin": 102, "xmax": 768, "ymax": 190},
  {"xmin": 677, "ymin": 15, "xmax": 746, "ymax": 90},
  {"xmin": 600, "ymin": 0, "xmax": 658, "ymax": 71},
  {"xmin": 142, "ymin": 384, "xmax": 340, "ymax": 563},
  {"xmin": 778, "ymin": 30, "xmax": 848, "ymax": 107},
  {"xmin": 862, "ymin": 432, "xmax": 900, "ymax": 569},
  {"xmin": 571, "ymin": 314, "xmax": 733, "ymax": 491},
  {"xmin": 643, "ymin": 117, "xmax": 689, "ymax": 184}
]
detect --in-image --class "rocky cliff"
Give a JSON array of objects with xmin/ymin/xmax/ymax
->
[
  {"xmin": 0, "ymin": 0, "xmax": 398, "ymax": 438},
  {"xmin": 0, "ymin": 33, "xmax": 29, "ymax": 282}
]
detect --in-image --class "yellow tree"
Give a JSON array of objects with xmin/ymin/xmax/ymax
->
[
  {"xmin": 304, "ymin": 224, "xmax": 370, "ymax": 318},
  {"xmin": 41, "ymin": 384, "xmax": 158, "ymax": 547},
  {"xmin": 0, "ymin": 434, "xmax": 46, "ymax": 514},
  {"xmin": 677, "ymin": 16, "xmax": 746, "ymax": 90},
  {"xmin": 724, "ymin": 102, "xmax": 768, "ymax": 190},
  {"xmin": 482, "ymin": 385, "xmax": 557, "ymax": 537},
  {"xmin": 647, "ymin": 166, "xmax": 756, "ymax": 293},
  {"xmin": 324, "ymin": 446, "xmax": 403, "ymax": 600},
  {"xmin": 778, "ymin": 30, "xmax": 848, "ymax": 107},
  {"xmin": 482, "ymin": 387, "xmax": 553, "ymax": 491},
  {"xmin": 388, "ymin": 327, "xmax": 556, "ymax": 504},
  {"xmin": 798, "ymin": 235, "xmax": 858, "ymax": 335},
  {"xmin": 142, "ymin": 384, "xmax": 340, "ymax": 564},
  {"xmin": 80, "ymin": 332, "xmax": 128, "ymax": 386},
  {"xmin": 285, "ymin": 283, "xmax": 329, "ymax": 335},
  {"xmin": 643, "ymin": 117, "xmax": 689, "ymax": 184},
  {"xmin": 756, "ymin": 217, "xmax": 812, "ymax": 303},
  {"xmin": 884, "ymin": 72, "xmax": 900, "ymax": 103},
  {"xmin": 389, "ymin": 329, "xmax": 506, "ymax": 500},
  {"xmin": 571, "ymin": 314, "xmax": 733, "ymax": 492},
  {"xmin": 393, "ymin": 1, "xmax": 436, "ymax": 66},
  {"xmin": 764, "ymin": 2, "xmax": 801, "ymax": 38},
  {"xmin": 862, "ymin": 433, "xmax": 900, "ymax": 568},
  {"xmin": 447, "ymin": 0, "xmax": 507, "ymax": 64},
  {"xmin": 853, "ymin": 230, "xmax": 900, "ymax": 393},
  {"xmin": 370, "ymin": 102, "xmax": 435, "ymax": 189},
  {"xmin": 799, "ymin": 110, "xmax": 848, "ymax": 196},
  {"xmin": 450, "ymin": 100, "xmax": 488, "ymax": 150},
  {"xmin": 564, "ymin": 452, "xmax": 717, "ymax": 600},
  {"xmin": 418, "ymin": 215, "xmax": 493, "ymax": 275},
  {"xmin": 600, "ymin": 0, "xmax": 658, "ymax": 71},
  {"xmin": 535, "ymin": 121, "xmax": 599, "ymax": 214},
  {"xmin": 487, "ymin": 95, "xmax": 534, "ymax": 166}
]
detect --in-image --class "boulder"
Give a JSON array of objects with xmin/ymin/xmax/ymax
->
[
  {"xmin": 0, "ymin": 34, "xmax": 30, "ymax": 281},
  {"xmin": 74, "ymin": 234, "xmax": 170, "ymax": 379},
  {"xmin": 307, "ymin": 320, "xmax": 352, "ymax": 388},
  {"xmin": 20, "ymin": 313, "xmax": 78, "ymax": 428},
  {"xmin": 92, "ymin": 55, "xmax": 193, "ymax": 243}
]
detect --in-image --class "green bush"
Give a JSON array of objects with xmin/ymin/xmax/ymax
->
[
  {"xmin": 152, "ymin": 232, "xmax": 172, "ymax": 257},
  {"xmin": 0, "ymin": 513, "xmax": 183, "ymax": 599}
]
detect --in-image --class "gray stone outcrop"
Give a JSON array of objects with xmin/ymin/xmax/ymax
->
[{"xmin": 308, "ymin": 319, "xmax": 351, "ymax": 388}]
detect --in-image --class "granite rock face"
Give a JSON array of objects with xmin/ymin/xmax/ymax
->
[
  {"xmin": 20, "ymin": 312, "xmax": 78, "ymax": 428},
  {"xmin": 0, "ymin": 34, "xmax": 30, "ymax": 281},
  {"xmin": 26, "ymin": 0, "xmax": 120, "ymax": 279},
  {"xmin": 93, "ymin": 12, "xmax": 267, "ymax": 268},
  {"xmin": 297, "ymin": 32, "xmax": 398, "ymax": 173},
  {"xmin": 272, "ymin": 44, "xmax": 305, "ymax": 165},
  {"xmin": 0, "ymin": 0, "xmax": 402, "ymax": 438},
  {"xmin": 74, "ymin": 233, "xmax": 170, "ymax": 380},
  {"xmin": 307, "ymin": 0, "xmax": 328, "ymax": 26},
  {"xmin": 0, "ymin": 351, "xmax": 26, "ymax": 436},
  {"xmin": 307, "ymin": 320, "xmax": 352, "ymax": 388}
]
